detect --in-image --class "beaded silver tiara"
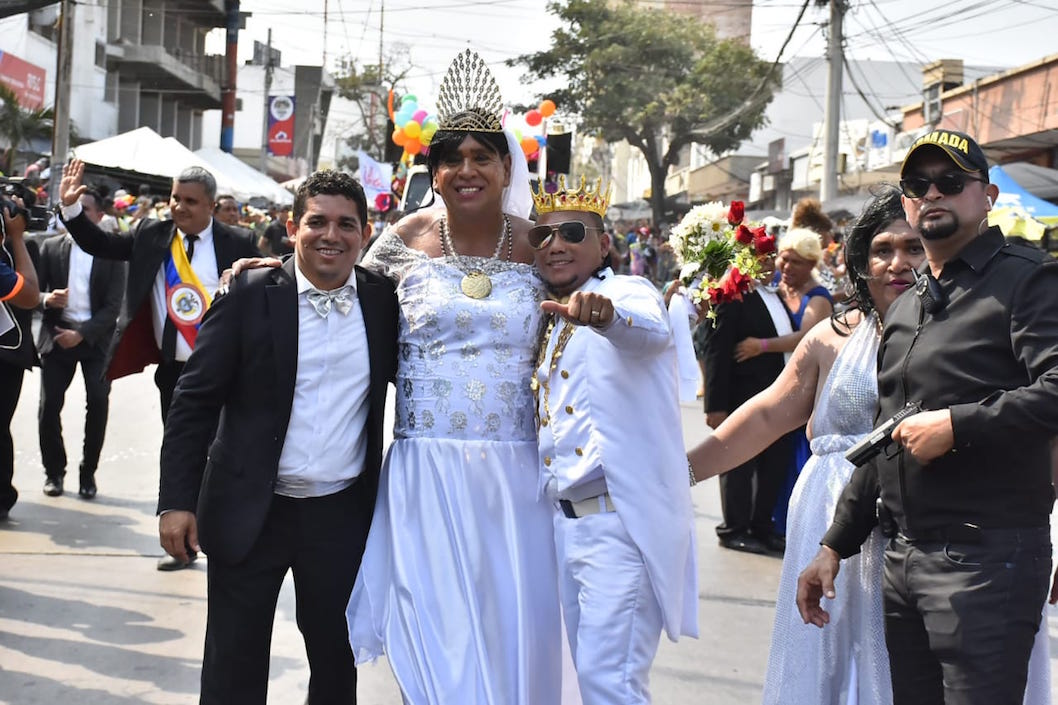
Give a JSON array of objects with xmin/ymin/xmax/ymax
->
[{"xmin": 435, "ymin": 49, "xmax": 504, "ymax": 133}]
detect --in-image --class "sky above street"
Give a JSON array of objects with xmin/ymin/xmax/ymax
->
[{"xmin": 208, "ymin": 0, "xmax": 1058, "ymax": 112}]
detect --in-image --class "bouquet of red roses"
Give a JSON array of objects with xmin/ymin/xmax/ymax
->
[{"xmin": 668, "ymin": 200, "xmax": 776, "ymax": 317}]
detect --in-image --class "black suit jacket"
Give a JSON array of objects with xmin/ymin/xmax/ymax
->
[
  {"xmin": 704, "ymin": 288, "xmax": 791, "ymax": 413},
  {"xmin": 157, "ymin": 257, "xmax": 399, "ymax": 565},
  {"xmin": 36, "ymin": 233, "xmax": 127, "ymax": 356},
  {"xmin": 60, "ymin": 211, "xmax": 260, "ymax": 379}
]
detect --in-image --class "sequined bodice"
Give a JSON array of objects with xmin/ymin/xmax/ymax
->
[
  {"xmin": 809, "ymin": 314, "xmax": 880, "ymax": 456},
  {"xmin": 362, "ymin": 230, "xmax": 545, "ymax": 441}
]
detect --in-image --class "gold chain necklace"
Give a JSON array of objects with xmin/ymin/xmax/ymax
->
[
  {"xmin": 439, "ymin": 214, "xmax": 512, "ymax": 299},
  {"xmin": 531, "ymin": 312, "xmax": 576, "ymax": 431}
]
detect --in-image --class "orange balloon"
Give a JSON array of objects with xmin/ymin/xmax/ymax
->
[
  {"xmin": 405, "ymin": 139, "xmax": 423, "ymax": 156},
  {"xmin": 520, "ymin": 137, "xmax": 538, "ymax": 157},
  {"xmin": 539, "ymin": 99, "xmax": 556, "ymax": 117},
  {"xmin": 392, "ymin": 128, "xmax": 407, "ymax": 147}
]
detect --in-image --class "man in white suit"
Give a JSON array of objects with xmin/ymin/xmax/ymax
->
[{"xmin": 529, "ymin": 178, "xmax": 698, "ymax": 705}]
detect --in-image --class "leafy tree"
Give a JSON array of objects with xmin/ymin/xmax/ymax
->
[
  {"xmin": 333, "ymin": 46, "xmax": 414, "ymax": 169},
  {"xmin": 512, "ymin": 0, "xmax": 778, "ymax": 225},
  {"xmin": 0, "ymin": 84, "xmax": 55, "ymax": 176}
]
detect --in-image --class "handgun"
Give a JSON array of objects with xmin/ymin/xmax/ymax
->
[{"xmin": 845, "ymin": 401, "xmax": 923, "ymax": 467}]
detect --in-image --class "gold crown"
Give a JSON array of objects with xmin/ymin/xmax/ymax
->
[
  {"xmin": 435, "ymin": 49, "xmax": 504, "ymax": 133},
  {"xmin": 532, "ymin": 175, "xmax": 613, "ymax": 218}
]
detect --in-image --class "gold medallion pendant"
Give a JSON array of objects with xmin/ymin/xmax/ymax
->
[{"xmin": 461, "ymin": 271, "xmax": 493, "ymax": 299}]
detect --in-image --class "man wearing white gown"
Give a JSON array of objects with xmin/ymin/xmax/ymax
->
[{"xmin": 530, "ymin": 178, "xmax": 698, "ymax": 704}]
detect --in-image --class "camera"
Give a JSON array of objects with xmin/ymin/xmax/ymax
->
[{"xmin": 1, "ymin": 177, "xmax": 51, "ymax": 231}]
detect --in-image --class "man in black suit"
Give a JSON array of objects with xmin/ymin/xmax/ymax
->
[
  {"xmin": 37, "ymin": 188, "xmax": 126, "ymax": 499},
  {"xmin": 157, "ymin": 171, "xmax": 398, "ymax": 705},
  {"xmin": 59, "ymin": 159, "xmax": 259, "ymax": 567},
  {"xmin": 703, "ymin": 259, "xmax": 792, "ymax": 555}
]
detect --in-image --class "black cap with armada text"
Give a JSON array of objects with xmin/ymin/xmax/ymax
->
[{"xmin": 900, "ymin": 129, "xmax": 990, "ymax": 181}]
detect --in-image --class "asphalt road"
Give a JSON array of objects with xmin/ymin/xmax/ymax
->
[{"xmin": 2, "ymin": 365, "xmax": 1056, "ymax": 704}]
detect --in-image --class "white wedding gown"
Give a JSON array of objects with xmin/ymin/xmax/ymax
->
[
  {"xmin": 347, "ymin": 231, "xmax": 565, "ymax": 705},
  {"xmin": 763, "ymin": 314, "xmax": 1051, "ymax": 705}
]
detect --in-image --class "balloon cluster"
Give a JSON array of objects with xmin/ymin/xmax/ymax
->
[
  {"xmin": 391, "ymin": 95, "xmax": 438, "ymax": 158},
  {"xmin": 516, "ymin": 99, "xmax": 557, "ymax": 160}
]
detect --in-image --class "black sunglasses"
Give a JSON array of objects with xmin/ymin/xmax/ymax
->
[
  {"xmin": 899, "ymin": 172, "xmax": 986, "ymax": 199},
  {"xmin": 528, "ymin": 221, "xmax": 603, "ymax": 250}
]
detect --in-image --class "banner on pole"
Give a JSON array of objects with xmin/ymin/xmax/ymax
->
[{"xmin": 267, "ymin": 95, "xmax": 295, "ymax": 157}]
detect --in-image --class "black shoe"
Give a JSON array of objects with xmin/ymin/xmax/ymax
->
[
  {"xmin": 763, "ymin": 533, "xmax": 786, "ymax": 555},
  {"xmin": 157, "ymin": 552, "xmax": 198, "ymax": 571},
  {"xmin": 43, "ymin": 477, "xmax": 64, "ymax": 497},
  {"xmin": 78, "ymin": 472, "xmax": 97, "ymax": 500},
  {"xmin": 718, "ymin": 533, "xmax": 768, "ymax": 555}
]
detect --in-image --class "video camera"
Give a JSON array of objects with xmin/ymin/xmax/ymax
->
[{"xmin": 1, "ymin": 177, "xmax": 51, "ymax": 231}]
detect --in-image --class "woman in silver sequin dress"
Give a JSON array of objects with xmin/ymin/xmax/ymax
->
[{"xmin": 690, "ymin": 189, "xmax": 919, "ymax": 704}]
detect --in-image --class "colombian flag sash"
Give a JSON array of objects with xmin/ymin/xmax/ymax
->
[{"xmin": 164, "ymin": 234, "xmax": 212, "ymax": 349}]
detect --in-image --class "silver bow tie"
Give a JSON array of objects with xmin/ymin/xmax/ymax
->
[{"xmin": 306, "ymin": 286, "xmax": 354, "ymax": 318}]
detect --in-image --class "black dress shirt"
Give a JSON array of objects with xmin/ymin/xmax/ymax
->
[{"xmin": 824, "ymin": 227, "xmax": 1058, "ymax": 558}]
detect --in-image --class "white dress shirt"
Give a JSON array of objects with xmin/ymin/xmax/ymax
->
[
  {"xmin": 65, "ymin": 238, "xmax": 94, "ymax": 323},
  {"xmin": 275, "ymin": 263, "xmax": 371, "ymax": 498}
]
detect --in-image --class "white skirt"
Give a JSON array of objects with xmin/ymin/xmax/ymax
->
[{"xmin": 347, "ymin": 437, "xmax": 564, "ymax": 705}]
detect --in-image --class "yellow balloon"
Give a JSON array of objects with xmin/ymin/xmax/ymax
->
[{"xmin": 404, "ymin": 121, "xmax": 422, "ymax": 139}]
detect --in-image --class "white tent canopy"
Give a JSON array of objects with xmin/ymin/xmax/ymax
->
[
  {"xmin": 73, "ymin": 127, "xmax": 292, "ymax": 204},
  {"xmin": 194, "ymin": 146, "xmax": 293, "ymax": 206}
]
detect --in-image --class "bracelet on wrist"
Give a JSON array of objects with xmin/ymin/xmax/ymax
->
[
  {"xmin": 688, "ymin": 458, "xmax": 698, "ymax": 487},
  {"xmin": 760, "ymin": 338, "xmax": 769, "ymax": 352}
]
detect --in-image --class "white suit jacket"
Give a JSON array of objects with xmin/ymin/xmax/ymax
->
[{"xmin": 537, "ymin": 269, "xmax": 699, "ymax": 640}]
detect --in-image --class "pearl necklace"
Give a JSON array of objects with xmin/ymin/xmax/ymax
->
[{"xmin": 439, "ymin": 214, "xmax": 513, "ymax": 299}]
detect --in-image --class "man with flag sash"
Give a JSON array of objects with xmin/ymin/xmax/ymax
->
[{"xmin": 59, "ymin": 158, "xmax": 259, "ymax": 570}]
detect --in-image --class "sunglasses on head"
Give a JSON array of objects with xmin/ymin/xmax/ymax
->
[
  {"xmin": 899, "ymin": 172, "xmax": 986, "ymax": 199},
  {"xmin": 528, "ymin": 221, "xmax": 602, "ymax": 250}
]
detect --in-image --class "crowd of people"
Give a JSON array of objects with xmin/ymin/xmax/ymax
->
[{"xmin": 2, "ymin": 45, "xmax": 1058, "ymax": 705}]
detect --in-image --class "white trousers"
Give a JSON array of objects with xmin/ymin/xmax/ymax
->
[{"xmin": 554, "ymin": 509, "xmax": 664, "ymax": 705}]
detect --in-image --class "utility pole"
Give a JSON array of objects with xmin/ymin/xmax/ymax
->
[
  {"xmin": 49, "ymin": 0, "xmax": 75, "ymax": 206},
  {"xmin": 820, "ymin": 0, "xmax": 846, "ymax": 203},
  {"xmin": 220, "ymin": 0, "xmax": 240, "ymax": 153},
  {"xmin": 260, "ymin": 28, "xmax": 274, "ymax": 174}
]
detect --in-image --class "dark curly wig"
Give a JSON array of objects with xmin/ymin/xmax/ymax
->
[{"xmin": 835, "ymin": 185, "xmax": 906, "ymax": 330}]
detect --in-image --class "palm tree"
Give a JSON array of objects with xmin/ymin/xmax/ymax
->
[{"xmin": 0, "ymin": 84, "xmax": 55, "ymax": 176}]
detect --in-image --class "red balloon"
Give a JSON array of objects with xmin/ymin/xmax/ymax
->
[{"xmin": 525, "ymin": 109, "xmax": 542, "ymax": 127}]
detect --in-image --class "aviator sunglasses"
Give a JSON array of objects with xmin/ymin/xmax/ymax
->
[
  {"xmin": 528, "ymin": 221, "xmax": 603, "ymax": 250},
  {"xmin": 899, "ymin": 172, "xmax": 987, "ymax": 199}
]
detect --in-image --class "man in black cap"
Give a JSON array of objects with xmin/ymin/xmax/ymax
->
[{"xmin": 797, "ymin": 129, "xmax": 1058, "ymax": 704}]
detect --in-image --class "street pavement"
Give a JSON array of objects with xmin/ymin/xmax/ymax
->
[{"xmin": 2, "ymin": 365, "xmax": 1057, "ymax": 704}]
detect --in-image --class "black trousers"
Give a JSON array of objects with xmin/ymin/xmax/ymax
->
[
  {"xmin": 716, "ymin": 431, "xmax": 790, "ymax": 539},
  {"xmin": 200, "ymin": 481, "xmax": 374, "ymax": 705},
  {"xmin": 0, "ymin": 362, "xmax": 24, "ymax": 512},
  {"xmin": 38, "ymin": 343, "xmax": 111, "ymax": 480},
  {"xmin": 154, "ymin": 360, "xmax": 185, "ymax": 423},
  {"xmin": 883, "ymin": 527, "xmax": 1051, "ymax": 705}
]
